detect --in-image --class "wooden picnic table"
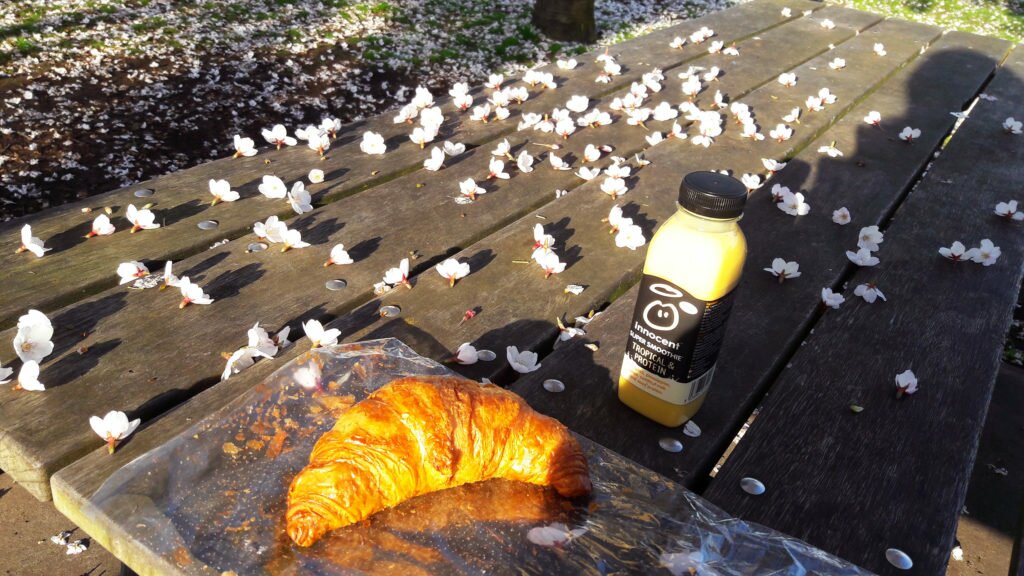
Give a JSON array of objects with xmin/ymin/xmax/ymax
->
[{"xmin": 0, "ymin": 0, "xmax": 1020, "ymax": 573}]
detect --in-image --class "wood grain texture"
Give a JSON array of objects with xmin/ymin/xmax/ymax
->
[
  {"xmin": 8, "ymin": 5, "xmax": 865, "ymax": 502},
  {"xmin": 703, "ymin": 43, "xmax": 1022, "ymax": 575},
  {"xmin": 0, "ymin": 0, "xmax": 816, "ymax": 331}
]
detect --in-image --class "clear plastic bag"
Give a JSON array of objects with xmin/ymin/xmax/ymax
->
[{"xmin": 90, "ymin": 339, "xmax": 869, "ymax": 575}]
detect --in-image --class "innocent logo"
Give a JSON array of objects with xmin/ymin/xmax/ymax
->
[{"xmin": 643, "ymin": 300, "xmax": 679, "ymax": 331}]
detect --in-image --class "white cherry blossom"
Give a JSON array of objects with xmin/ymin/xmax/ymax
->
[
  {"xmin": 1004, "ymin": 117, "xmax": 1023, "ymax": 135},
  {"xmin": 899, "ymin": 127, "xmax": 921, "ymax": 142},
  {"xmin": 459, "ymin": 178, "xmax": 485, "ymax": 201},
  {"xmin": 829, "ymin": 58, "xmax": 846, "ymax": 70},
  {"xmin": 507, "ymin": 346, "xmax": 541, "ymax": 373},
  {"xmin": 818, "ymin": 142, "xmax": 843, "ymax": 157},
  {"xmin": 383, "ymin": 258, "xmax": 411, "ymax": 288},
  {"xmin": 162, "ymin": 260, "xmax": 180, "ymax": 289},
  {"xmin": 769, "ymin": 124, "xmax": 793, "ymax": 142},
  {"xmin": 178, "ymin": 277, "xmax": 214, "ymax": 308},
  {"xmin": 288, "ymin": 182, "xmax": 312, "ymax": 214},
  {"xmin": 517, "ymin": 150, "xmax": 535, "ymax": 174},
  {"xmin": 117, "ymin": 261, "xmax": 150, "ymax": 285},
  {"xmin": 566, "ymin": 95, "xmax": 589, "ymax": 113},
  {"xmin": 805, "ymin": 95, "xmax": 824, "ymax": 112},
  {"xmin": 782, "ymin": 107, "xmax": 801, "ymax": 123},
  {"xmin": 303, "ymin": 319, "xmax": 340, "ymax": 348},
  {"xmin": 209, "ymin": 179, "xmax": 239, "ymax": 206},
  {"xmin": 85, "ymin": 214, "xmax": 116, "ymax": 238},
  {"xmin": 857, "ymin": 226, "xmax": 884, "ymax": 251},
  {"xmin": 488, "ymin": 157, "xmax": 510, "ymax": 180},
  {"xmin": 994, "ymin": 200, "xmax": 1023, "ymax": 221},
  {"xmin": 89, "ymin": 410, "xmax": 141, "ymax": 453},
  {"xmin": 764, "ymin": 258, "xmax": 800, "ymax": 282},
  {"xmin": 262, "ymin": 124, "xmax": 297, "ymax": 149},
  {"xmin": 971, "ymin": 239, "xmax": 1001, "ymax": 266},
  {"xmin": 232, "ymin": 135, "xmax": 257, "ymax": 158},
  {"xmin": 818, "ymin": 88, "xmax": 836, "ymax": 105},
  {"xmin": 895, "ymin": 369, "xmax": 918, "ymax": 398},
  {"xmin": 536, "ymin": 251, "xmax": 566, "ymax": 278},
  {"xmin": 360, "ymin": 131, "xmax": 386, "ymax": 155},
  {"xmin": 126, "ymin": 204, "xmax": 160, "ymax": 233},
  {"xmin": 258, "ymin": 175, "xmax": 287, "ymax": 199},
  {"xmin": 874, "ymin": 43, "xmax": 887, "ymax": 56},
  {"xmin": 854, "ymin": 282, "xmax": 886, "ymax": 303},
  {"xmin": 307, "ymin": 169, "xmax": 325, "ymax": 185},
  {"xmin": 762, "ymin": 158, "xmax": 786, "ymax": 173},
  {"xmin": 454, "ymin": 342, "xmax": 485, "ymax": 364},
  {"xmin": 435, "ymin": 258, "xmax": 470, "ymax": 287},
  {"xmin": 14, "ymin": 309, "xmax": 54, "ymax": 364},
  {"xmin": 549, "ymin": 152, "xmax": 572, "ymax": 171},
  {"xmin": 424, "ymin": 147, "xmax": 445, "ymax": 171},
  {"xmin": 615, "ymin": 223, "xmax": 646, "ymax": 250},
  {"xmin": 557, "ymin": 58, "xmax": 578, "ymax": 70},
  {"xmin": 533, "ymin": 223, "xmax": 555, "ymax": 259},
  {"xmin": 777, "ymin": 72, "xmax": 797, "ymax": 87},
  {"xmin": 16, "ymin": 361, "xmax": 44, "ymax": 392},
  {"xmin": 324, "ymin": 244, "xmax": 354, "ymax": 267},
  {"xmin": 821, "ymin": 288, "xmax": 845, "ymax": 309},
  {"xmin": 280, "ymin": 228, "xmax": 310, "ymax": 252},
  {"xmin": 222, "ymin": 347, "xmax": 261, "ymax": 381},
  {"xmin": 308, "ymin": 132, "xmax": 331, "ymax": 157},
  {"xmin": 832, "ymin": 207, "xmax": 852, "ymax": 225},
  {"xmin": 778, "ymin": 189, "xmax": 810, "ymax": 216},
  {"xmin": 846, "ymin": 248, "xmax": 879, "ymax": 267},
  {"xmin": 741, "ymin": 173, "xmax": 762, "ymax": 192},
  {"xmin": 820, "ymin": 18, "xmax": 835, "ymax": 29},
  {"xmin": 864, "ymin": 111, "xmax": 881, "ymax": 126},
  {"xmin": 443, "ymin": 141, "xmax": 466, "ymax": 156},
  {"xmin": 939, "ymin": 241, "xmax": 976, "ymax": 262},
  {"xmin": 601, "ymin": 177, "xmax": 628, "ymax": 199}
]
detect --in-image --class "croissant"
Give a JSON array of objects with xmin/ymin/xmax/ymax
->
[{"xmin": 286, "ymin": 376, "xmax": 592, "ymax": 547}]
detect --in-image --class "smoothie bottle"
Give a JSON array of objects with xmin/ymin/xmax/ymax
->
[{"xmin": 618, "ymin": 171, "xmax": 747, "ymax": 427}]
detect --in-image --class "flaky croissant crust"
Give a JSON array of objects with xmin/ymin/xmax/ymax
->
[{"xmin": 286, "ymin": 376, "xmax": 591, "ymax": 547}]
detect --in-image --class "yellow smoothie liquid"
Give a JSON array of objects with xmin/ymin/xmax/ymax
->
[{"xmin": 618, "ymin": 171, "xmax": 747, "ymax": 427}]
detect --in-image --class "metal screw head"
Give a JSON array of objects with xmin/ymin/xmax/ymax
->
[
  {"xmin": 476, "ymin": 350, "xmax": 496, "ymax": 361},
  {"xmin": 542, "ymin": 379, "xmax": 565, "ymax": 393},
  {"xmin": 197, "ymin": 220, "xmax": 219, "ymax": 230},
  {"xmin": 740, "ymin": 477, "xmax": 766, "ymax": 495},
  {"xmin": 885, "ymin": 548, "xmax": 913, "ymax": 570},
  {"xmin": 379, "ymin": 305, "xmax": 401, "ymax": 318},
  {"xmin": 133, "ymin": 189, "xmax": 154, "ymax": 198},
  {"xmin": 325, "ymin": 279, "xmax": 348, "ymax": 291},
  {"xmin": 246, "ymin": 242, "xmax": 268, "ymax": 253}
]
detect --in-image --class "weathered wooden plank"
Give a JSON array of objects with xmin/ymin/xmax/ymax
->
[
  {"xmin": 511, "ymin": 30, "xmax": 1011, "ymax": 491},
  {"xmin": 36, "ymin": 10, "xmax": 889, "ymax": 504},
  {"xmin": 0, "ymin": 0, "xmax": 819, "ymax": 331},
  {"xmin": 7, "ymin": 6, "xmax": 870, "ymax": 502},
  {"xmin": 702, "ymin": 42, "xmax": 1023, "ymax": 575}
]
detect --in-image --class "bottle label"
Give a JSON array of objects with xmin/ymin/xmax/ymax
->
[{"xmin": 622, "ymin": 274, "xmax": 736, "ymax": 405}]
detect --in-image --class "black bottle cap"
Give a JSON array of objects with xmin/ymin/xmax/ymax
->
[{"xmin": 678, "ymin": 171, "xmax": 748, "ymax": 219}]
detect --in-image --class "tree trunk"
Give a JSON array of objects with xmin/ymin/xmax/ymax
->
[{"xmin": 531, "ymin": 0, "xmax": 597, "ymax": 44}]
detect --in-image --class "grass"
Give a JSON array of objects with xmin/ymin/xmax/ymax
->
[{"xmin": 835, "ymin": 0, "xmax": 1024, "ymax": 42}]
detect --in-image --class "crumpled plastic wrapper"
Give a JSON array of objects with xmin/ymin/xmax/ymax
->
[{"xmin": 90, "ymin": 339, "xmax": 869, "ymax": 575}]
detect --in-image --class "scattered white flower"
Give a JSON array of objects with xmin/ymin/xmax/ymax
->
[
  {"xmin": 782, "ymin": 107, "xmax": 801, "ymax": 123},
  {"xmin": 601, "ymin": 177, "xmax": 628, "ymax": 199},
  {"xmin": 303, "ymin": 319, "xmax": 340, "ymax": 348},
  {"xmin": 383, "ymin": 258, "xmax": 411, "ymax": 288},
  {"xmin": 436, "ymin": 258, "xmax": 470, "ymax": 287},
  {"xmin": 324, "ymin": 244, "xmax": 354, "ymax": 267},
  {"xmin": 864, "ymin": 111, "xmax": 881, "ymax": 126},
  {"xmin": 287, "ymin": 182, "xmax": 312, "ymax": 214},
  {"xmin": 232, "ymin": 134, "xmax": 257, "ymax": 158},
  {"xmin": 762, "ymin": 158, "xmax": 786, "ymax": 173},
  {"xmin": 1003, "ymin": 117, "xmax": 1022, "ymax": 135},
  {"xmin": 177, "ymin": 277, "xmax": 213, "ymax": 308},
  {"xmin": 895, "ymin": 369, "xmax": 918, "ymax": 398},
  {"xmin": 360, "ymin": 131, "xmax": 386, "ymax": 155},
  {"xmin": 829, "ymin": 57, "xmax": 846, "ymax": 70},
  {"xmin": 846, "ymin": 248, "xmax": 880, "ymax": 267},
  {"xmin": 209, "ymin": 179, "xmax": 239, "ymax": 206},
  {"xmin": 125, "ymin": 204, "xmax": 160, "ymax": 233},
  {"xmin": 258, "ymin": 175, "xmax": 287, "ymax": 199},
  {"xmin": 262, "ymin": 124, "xmax": 296, "ymax": 149},
  {"xmin": 549, "ymin": 152, "xmax": 572, "ymax": 171},
  {"xmin": 669, "ymin": 36, "xmax": 686, "ymax": 49},
  {"xmin": 857, "ymin": 226, "xmax": 884, "ymax": 251},
  {"xmin": 769, "ymin": 124, "xmax": 792, "ymax": 142},
  {"xmin": 939, "ymin": 241, "xmax": 976, "ymax": 262},
  {"xmin": 994, "ymin": 200, "xmax": 1023, "ymax": 221},
  {"xmin": 162, "ymin": 261, "xmax": 180, "ymax": 289},
  {"xmin": 899, "ymin": 127, "xmax": 921, "ymax": 142},
  {"xmin": 805, "ymin": 95, "xmax": 824, "ymax": 112},
  {"xmin": 16, "ymin": 361, "xmax": 44, "ymax": 391},
  {"xmin": 65, "ymin": 541, "xmax": 88, "ymax": 555},
  {"xmin": 14, "ymin": 309, "xmax": 54, "ymax": 364},
  {"xmin": 443, "ymin": 141, "xmax": 466, "ymax": 157},
  {"xmin": 308, "ymin": 169, "xmax": 325, "ymax": 184},
  {"xmin": 971, "ymin": 239, "xmax": 1001, "ymax": 266},
  {"xmin": 89, "ymin": 410, "xmax": 141, "ymax": 453},
  {"xmin": 222, "ymin": 346, "xmax": 261, "ymax": 381},
  {"xmin": 820, "ymin": 18, "xmax": 835, "ymax": 29},
  {"xmin": 459, "ymin": 178, "xmax": 485, "ymax": 201},
  {"xmin": 741, "ymin": 173, "xmax": 762, "ymax": 192},
  {"xmin": 854, "ymin": 282, "xmax": 886, "ymax": 303},
  {"xmin": 536, "ymin": 251, "xmax": 566, "ymax": 278},
  {"xmin": 615, "ymin": 224, "xmax": 646, "ymax": 250},
  {"xmin": 818, "ymin": 142, "xmax": 843, "ymax": 157},
  {"xmin": 507, "ymin": 346, "xmax": 541, "ymax": 374},
  {"xmin": 818, "ymin": 88, "xmax": 836, "ymax": 105},
  {"xmin": 821, "ymin": 288, "xmax": 845, "ymax": 309},
  {"xmin": 517, "ymin": 150, "xmax": 535, "ymax": 174},
  {"xmin": 777, "ymin": 189, "xmax": 810, "ymax": 216},
  {"xmin": 488, "ymin": 157, "xmax": 510, "ymax": 180},
  {"xmin": 781, "ymin": 7, "xmax": 792, "ymax": 16},
  {"xmin": 777, "ymin": 72, "xmax": 797, "ymax": 87},
  {"xmin": 557, "ymin": 58, "xmax": 578, "ymax": 70},
  {"xmin": 280, "ymin": 228, "xmax": 310, "ymax": 252},
  {"xmin": 117, "ymin": 261, "xmax": 150, "ymax": 285},
  {"xmin": 424, "ymin": 147, "xmax": 445, "ymax": 171},
  {"xmin": 533, "ymin": 223, "xmax": 555, "ymax": 259},
  {"xmin": 874, "ymin": 43, "xmax": 887, "ymax": 56},
  {"xmin": 566, "ymin": 95, "xmax": 589, "ymax": 113},
  {"xmin": 764, "ymin": 258, "xmax": 801, "ymax": 282}
]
